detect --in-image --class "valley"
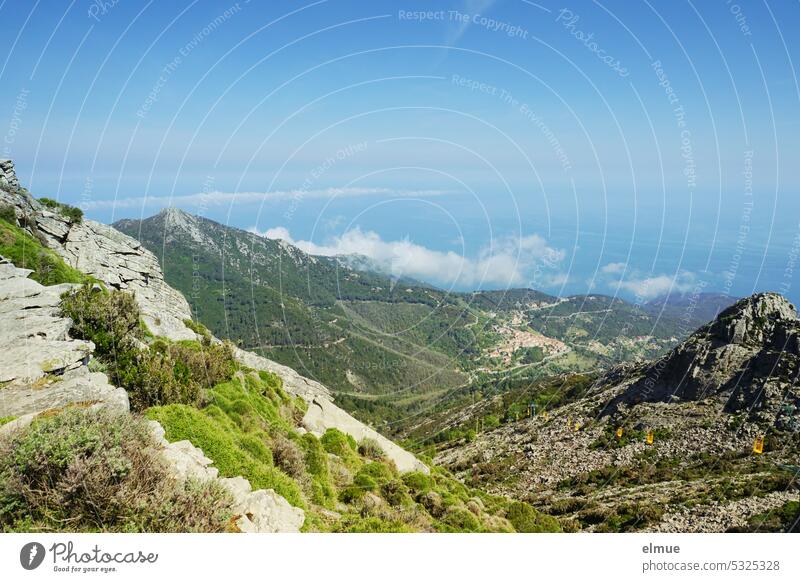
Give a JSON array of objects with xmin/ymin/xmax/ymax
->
[{"xmin": 115, "ymin": 209, "xmax": 729, "ymax": 439}]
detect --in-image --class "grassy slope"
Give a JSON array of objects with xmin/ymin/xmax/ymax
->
[{"xmin": 0, "ymin": 215, "xmax": 89, "ymax": 285}]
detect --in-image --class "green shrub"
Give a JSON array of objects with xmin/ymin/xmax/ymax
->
[
  {"xmin": 0, "ymin": 408, "xmax": 233, "ymax": 532},
  {"xmin": 352, "ymin": 473, "xmax": 378, "ymax": 493},
  {"xmin": 321, "ymin": 428, "xmax": 360, "ymax": 470},
  {"xmin": 0, "ymin": 204, "xmax": 16, "ymax": 223},
  {"xmin": 358, "ymin": 438, "xmax": 385, "ymax": 460},
  {"xmin": 61, "ymin": 283, "xmax": 141, "ymax": 356},
  {"xmin": 334, "ymin": 516, "xmax": 414, "ymax": 533},
  {"xmin": 301, "ymin": 433, "xmax": 336, "ymax": 508},
  {"xmin": 38, "ymin": 197, "xmax": 83, "ymax": 223},
  {"xmin": 506, "ymin": 501, "xmax": 562, "ymax": 533},
  {"xmin": 357, "ymin": 461, "xmax": 395, "ymax": 484},
  {"xmin": 271, "ymin": 434, "xmax": 305, "ymax": 478},
  {"xmin": 402, "ymin": 471, "xmax": 433, "ymax": 494},
  {"xmin": 145, "ymin": 373, "xmax": 307, "ymax": 508},
  {"xmin": 381, "ymin": 479, "xmax": 413, "ymax": 507},
  {"xmin": 339, "ymin": 485, "xmax": 366, "ymax": 503},
  {"xmin": 443, "ymin": 507, "xmax": 481, "ymax": 532},
  {"xmin": 61, "ymin": 285, "xmax": 237, "ymax": 410},
  {"xmin": 146, "ymin": 399, "xmax": 304, "ymax": 509}
]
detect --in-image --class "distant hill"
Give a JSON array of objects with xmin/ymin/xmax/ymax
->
[
  {"xmin": 115, "ymin": 209, "xmax": 716, "ymax": 433},
  {"xmin": 645, "ymin": 292, "xmax": 737, "ymax": 329},
  {"xmin": 115, "ymin": 209, "xmax": 475, "ymax": 430}
]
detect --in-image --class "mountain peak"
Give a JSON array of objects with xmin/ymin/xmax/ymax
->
[
  {"xmin": 157, "ymin": 206, "xmax": 195, "ymax": 224},
  {"xmin": 603, "ymin": 292, "xmax": 800, "ymax": 427},
  {"xmin": 706, "ymin": 292, "xmax": 797, "ymax": 345}
]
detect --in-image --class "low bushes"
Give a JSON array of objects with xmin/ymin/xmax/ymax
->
[
  {"xmin": 38, "ymin": 197, "xmax": 83, "ymax": 223},
  {"xmin": 60, "ymin": 284, "xmax": 237, "ymax": 410},
  {"xmin": 506, "ymin": 501, "xmax": 562, "ymax": 533},
  {"xmin": 358, "ymin": 437, "xmax": 385, "ymax": 460},
  {"xmin": 0, "ymin": 408, "xmax": 233, "ymax": 532},
  {"xmin": 301, "ymin": 433, "xmax": 336, "ymax": 508},
  {"xmin": 146, "ymin": 374, "xmax": 306, "ymax": 508}
]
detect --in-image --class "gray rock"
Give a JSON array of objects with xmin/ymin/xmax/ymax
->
[
  {"xmin": 0, "ymin": 159, "xmax": 20, "ymax": 189},
  {"xmin": 146, "ymin": 422, "xmax": 304, "ymax": 533},
  {"xmin": 602, "ymin": 293, "xmax": 800, "ymax": 426},
  {"xmin": 303, "ymin": 396, "xmax": 429, "ymax": 474},
  {"xmin": 219, "ymin": 477, "xmax": 305, "ymax": 533}
]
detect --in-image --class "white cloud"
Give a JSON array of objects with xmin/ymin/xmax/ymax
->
[
  {"xmin": 600, "ymin": 262, "xmax": 627, "ymax": 276},
  {"xmin": 597, "ymin": 262, "xmax": 699, "ymax": 300},
  {"xmin": 614, "ymin": 271, "xmax": 697, "ymax": 301},
  {"xmin": 252, "ymin": 226, "xmax": 566, "ymax": 290},
  {"xmin": 84, "ymin": 187, "xmax": 450, "ymax": 210}
]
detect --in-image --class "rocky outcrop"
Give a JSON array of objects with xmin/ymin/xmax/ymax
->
[
  {"xmin": 0, "ymin": 159, "xmax": 19, "ymax": 189},
  {"xmin": 603, "ymin": 293, "xmax": 800, "ymax": 430},
  {"xmin": 0, "ymin": 257, "xmax": 129, "ymax": 436},
  {"xmin": 148, "ymin": 422, "xmax": 304, "ymax": 533},
  {"xmin": 0, "ymin": 184, "xmax": 194, "ymax": 341},
  {"xmin": 233, "ymin": 347, "xmax": 332, "ymax": 402},
  {"xmin": 0, "ymin": 268, "xmax": 92, "ymax": 384},
  {"xmin": 57, "ymin": 219, "xmax": 195, "ymax": 340}
]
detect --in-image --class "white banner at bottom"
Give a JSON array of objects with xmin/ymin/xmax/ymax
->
[{"xmin": 0, "ymin": 533, "xmax": 797, "ymax": 581}]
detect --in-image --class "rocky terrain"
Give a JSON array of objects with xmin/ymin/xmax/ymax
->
[
  {"xmin": 437, "ymin": 294, "xmax": 800, "ymax": 532},
  {"xmin": 0, "ymin": 161, "xmax": 441, "ymax": 532}
]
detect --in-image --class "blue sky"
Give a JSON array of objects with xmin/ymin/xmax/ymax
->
[{"xmin": 1, "ymin": 0, "xmax": 799, "ymax": 301}]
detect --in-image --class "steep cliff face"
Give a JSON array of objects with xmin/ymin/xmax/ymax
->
[{"xmin": 0, "ymin": 257, "xmax": 129, "ymax": 424}]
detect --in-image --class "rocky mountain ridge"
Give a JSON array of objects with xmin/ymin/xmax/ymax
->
[{"xmin": 602, "ymin": 293, "xmax": 800, "ymax": 430}]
